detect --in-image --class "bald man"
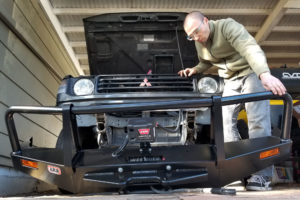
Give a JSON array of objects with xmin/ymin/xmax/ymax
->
[{"xmin": 178, "ymin": 11, "xmax": 286, "ymax": 191}]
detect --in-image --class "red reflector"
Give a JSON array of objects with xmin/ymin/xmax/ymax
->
[
  {"xmin": 21, "ymin": 159, "xmax": 38, "ymax": 169},
  {"xmin": 138, "ymin": 128, "xmax": 150, "ymax": 135},
  {"xmin": 260, "ymin": 148, "xmax": 280, "ymax": 159}
]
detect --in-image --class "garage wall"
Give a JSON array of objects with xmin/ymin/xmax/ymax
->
[{"xmin": 0, "ymin": 0, "xmax": 79, "ymax": 195}]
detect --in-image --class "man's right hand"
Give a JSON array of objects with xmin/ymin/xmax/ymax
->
[{"xmin": 178, "ymin": 68, "xmax": 197, "ymax": 77}]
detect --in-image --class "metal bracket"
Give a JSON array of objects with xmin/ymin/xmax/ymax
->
[
  {"xmin": 62, "ymin": 104, "xmax": 80, "ymax": 167},
  {"xmin": 211, "ymin": 96, "xmax": 225, "ymax": 166}
]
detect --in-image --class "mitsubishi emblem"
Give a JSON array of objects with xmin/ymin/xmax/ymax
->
[{"xmin": 139, "ymin": 78, "xmax": 152, "ymax": 87}]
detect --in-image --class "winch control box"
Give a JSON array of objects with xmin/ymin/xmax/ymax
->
[{"xmin": 127, "ymin": 118, "xmax": 155, "ymax": 143}]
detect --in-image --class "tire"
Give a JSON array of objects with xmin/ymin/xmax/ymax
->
[
  {"xmin": 55, "ymin": 130, "xmax": 63, "ymax": 149},
  {"xmin": 237, "ymin": 119, "xmax": 249, "ymax": 139},
  {"xmin": 58, "ymin": 187, "xmax": 73, "ymax": 194}
]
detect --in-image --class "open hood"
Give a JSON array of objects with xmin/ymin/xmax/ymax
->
[{"xmin": 83, "ymin": 13, "xmax": 198, "ymax": 75}]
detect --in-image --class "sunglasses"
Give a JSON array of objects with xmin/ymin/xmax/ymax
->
[{"xmin": 186, "ymin": 24, "xmax": 202, "ymax": 41}]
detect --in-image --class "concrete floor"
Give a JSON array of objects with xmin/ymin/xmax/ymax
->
[{"xmin": 2, "ymin": 184, "xmax": 300, "ymax": 200}]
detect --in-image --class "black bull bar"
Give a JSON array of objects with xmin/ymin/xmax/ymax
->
[{"xmin": 5, "ymin": 92, "xmax": 293, "ymax": 193}]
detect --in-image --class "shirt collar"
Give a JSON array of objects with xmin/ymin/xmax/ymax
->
[{"xmin": 208, "ymin": 20, "xmax": 215, "ymax": 40}]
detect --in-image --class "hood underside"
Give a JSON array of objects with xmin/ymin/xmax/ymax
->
[{"xmin": 83, "ymin": 12, "xmax": 198, "ymax": 75}]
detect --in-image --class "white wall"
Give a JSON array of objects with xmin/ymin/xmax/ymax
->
[{"xmin": 0, "ymin": 0, "xmax": 79, "ymax": 196}]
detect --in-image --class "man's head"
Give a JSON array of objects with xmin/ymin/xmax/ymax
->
[{"xmin": 184, "ymin": 11, "xmax": 210, "ymax": 43}]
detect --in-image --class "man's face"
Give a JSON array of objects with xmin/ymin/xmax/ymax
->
[{"xmin": 185, "ymin": 17, "xmax": 210, "ymax": 43}]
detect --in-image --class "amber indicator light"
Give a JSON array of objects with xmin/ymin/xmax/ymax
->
[
  {"xmin": 21, "ymin": 159, "xmax": 38, "ymax": 169},
  {"xmin": 260, "ymin": 148, "xmax": 279, "ymax": 159}
]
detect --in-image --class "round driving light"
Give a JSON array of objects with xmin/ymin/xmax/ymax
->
[
  {"xmin": 198, "ymin": 77, "xmax": 218, "ymax": 93},
  {"xmin": 73, "ymin": 79, "xmax": 94, "ymax": 96}
]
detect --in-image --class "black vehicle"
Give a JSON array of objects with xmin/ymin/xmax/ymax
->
[{"xmin": 5, "ymin": 13, "xmax": 294, "ymax": 193}]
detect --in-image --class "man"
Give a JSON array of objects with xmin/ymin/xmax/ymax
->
[{"xmin": 178, "ymin": 11, "xmax": 286, "ymax": 191}]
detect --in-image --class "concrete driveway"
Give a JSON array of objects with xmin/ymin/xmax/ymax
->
[{"xmin": 2, "ymin": 184, "xmax": 300, "ymax": 200}]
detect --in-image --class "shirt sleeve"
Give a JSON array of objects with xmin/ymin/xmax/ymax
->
[
  {"xmin": 222, "ymin": 18, "xmax": 270, "ymax": 77},
  {"xmin": 192, "ymin": 42, "xmax": 212, "ymax": 73},
  {"xmin": 193, "ymin": 60, "xmax": 212, "ymax": 73}
]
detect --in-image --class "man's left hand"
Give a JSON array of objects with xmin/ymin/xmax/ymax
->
[{"xmin": 259, "ymin": 72, "xmax": 286, "ymax": 96}]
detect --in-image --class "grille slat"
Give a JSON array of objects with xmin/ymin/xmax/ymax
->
[
  {"xmin": 97, "ymin": 74, "xmax": 195, "ymax": 93},
  {"xmin": 99, "ymin": 81, "xmax": 192, "ymax": 85},
  {"xmin": 98, "ymin": 86, "xmax": 193, "ymax": 90},
  {"xmin": 99, "ymin": 77, "xmax": 190, "ymax": 81}
]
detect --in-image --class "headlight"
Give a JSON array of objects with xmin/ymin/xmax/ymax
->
[
  {"xmin": 73, "ymin": 79, "xmax": 94, "ymax": 96},
  {"xmin": 198, "ymin": 77, "xmax": 218, "ymax": 93}
]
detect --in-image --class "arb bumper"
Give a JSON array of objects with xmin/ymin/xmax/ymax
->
[{"xmin": 6, "ymin": 92, "xmax": 293, "ymax": 193}]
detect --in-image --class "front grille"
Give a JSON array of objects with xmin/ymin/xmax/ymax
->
[{"xmin": 97, "ymin": 74, "xmax": 195, "ymax": 93}]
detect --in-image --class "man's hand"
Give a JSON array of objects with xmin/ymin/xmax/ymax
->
[
  {"xmin": 259, "ymin": 72, "xmax": 286, "ymax": 96},
  {"xmin": 178, "ymin": 68, "xmax": 197, "ymax": 77}
]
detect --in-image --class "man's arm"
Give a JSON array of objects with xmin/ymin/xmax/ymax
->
[
  {"xmin": 178, "ymin": 45, "xmax": 212, "ymax": 77},
  {"xmin": 223, "ymin": 18, "xmax": 270, "ymax": 76},
  {"xmin": 223, "ymin": 19, "xmax": 286, "ymax": 95}
]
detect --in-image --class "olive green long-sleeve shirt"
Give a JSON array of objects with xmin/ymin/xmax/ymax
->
[{"xmin": 193, "ymin": 18, "xmax": 270, "ymax": 80}]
